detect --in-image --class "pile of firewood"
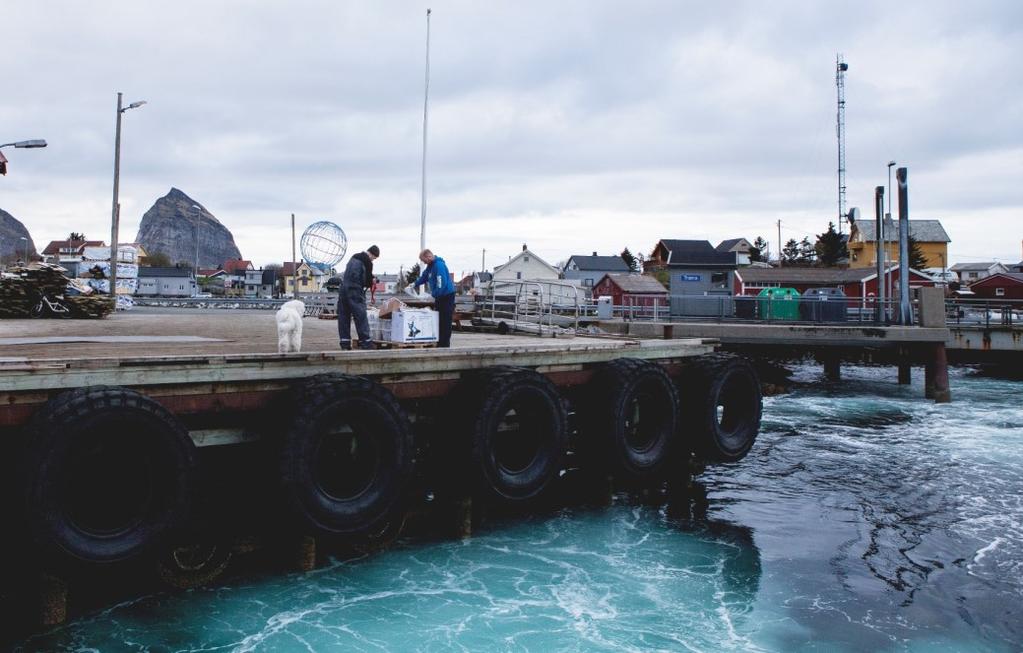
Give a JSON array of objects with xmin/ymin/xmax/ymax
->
[{"xmin": 0, "ymin": 263, "xmax": 114, "ymax": 319}]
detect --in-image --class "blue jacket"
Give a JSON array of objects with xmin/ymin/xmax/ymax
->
[{"xmin": 415, "ymin": 256, "xmax": 455, "ymax": 298}]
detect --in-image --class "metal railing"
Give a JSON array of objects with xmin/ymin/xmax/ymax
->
[
  {"xmin": 945, "ymin": 298, "xmax": 1022, "ymax": 327},
  {"xmin": 480, "ymin": 280, "xmax": 583, "ymax": 335}
]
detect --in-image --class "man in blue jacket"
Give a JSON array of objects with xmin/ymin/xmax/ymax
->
[{"xmin": 414, "ymin": 248, "xmax": 456, "ymax": 348}]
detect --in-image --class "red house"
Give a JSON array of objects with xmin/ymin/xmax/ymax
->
[
  {"xmin": 592, "ymin": 273, "xmax": 668, "ymax": 312},
  {"xmin": 968, "ymin": 273, "xmax": 1023, "ymax": 300}
]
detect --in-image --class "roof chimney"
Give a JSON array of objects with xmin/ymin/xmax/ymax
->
[
  {"xmin": 592, "ymin": 251, "xmax": 597, "ymax": 256},
  {"xmin": 522, "ymin": 243, "xmax": 527, "ymax": 251}
]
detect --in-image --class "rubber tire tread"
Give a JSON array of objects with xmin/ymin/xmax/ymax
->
[
  {"xmin": 677, "ymin": 353, "xmax": 762, "ymax": 463},
  {"xmin": 585, "ymin": 358, "xmax": 679, "ymax": 481},
  {"xmin": 459, "ymin": 367, "xmax": 568, "ymax": 502},
  {"xmin": 21, "ymin": 386, "xmax": 198, "ymax": 565},
  {"xmin": 278, "ymin": 374, "xmax": 414, "ymax": 536}
]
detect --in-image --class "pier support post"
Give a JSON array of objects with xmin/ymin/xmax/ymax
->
[
  {"xmin": 926, "ymin": 343, "xmax": 952, "ymax": 403},
  {"xmin": 451, "ymin": 497, "xmax": 473, "ymax": 539},
  {"xmin": 897, "ymin": 347, "xmax": 911, "ymax": 385},
  {"xmin": 292, "ymin": 535, "xmax": 317, "ymax": 572},
  {"xmin": 38, "ymin": 572, "xmax": 68, "ymax": 626},
  {"xmin": 823, "ymin": 356, "xmax": 841, "ymax": 381}
]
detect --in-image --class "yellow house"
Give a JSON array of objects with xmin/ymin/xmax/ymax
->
[
  {"xmin": 847, "ymin": 218, "xmax": 950, "ymax": 270},
  {"xmin": 283, "ymin": 261, "xmax": 327, "ymax": 296}
]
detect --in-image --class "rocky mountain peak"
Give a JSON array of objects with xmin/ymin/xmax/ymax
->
[
  {"xmin": 135, "ymin": 189, "xmax": 241, "ymax": 268},
  {"xmin": 0, "ymin": 208, "xmax": 37, "ymax": 263}
]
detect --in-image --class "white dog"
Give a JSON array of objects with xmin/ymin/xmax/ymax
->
[{"xmin": 276, "ymin": 300, "xmax": 306, "ymax": 353}]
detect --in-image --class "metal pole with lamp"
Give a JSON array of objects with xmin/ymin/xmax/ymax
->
[
  {"xmin": 109, "ymin": 93, "xmax": 146, "ymax": 307},
  {"xmin": 192, "ymin": 204, "xmax": 202, "ymax": 295},
  {"xmin": 886, "ymin": 160, "xmax": 896, "ymax": 313}
]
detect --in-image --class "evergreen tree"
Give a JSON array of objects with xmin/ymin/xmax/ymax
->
[
  {"xmin": 798, "ymin": 237, "xmax": 816, "ymax": 266},
  {"xmin": 782, "ymin": 239, "xmax": 801, "ymax": 264},
  {"xmin": 67, "ymin": 232, "xmax": 86, "ymax": 241},
  {"xmin": 906, "ymin": 235, "xmax": 928, "ymax": 271},
  {"xmin": 750, "ymin": 236, "xmax": 769, "ymax": 263},
  {"xmin": 146, "ymin": 251, "xmax": 172, "ymax": 267},
  {"xmin": 620, "ymin": 247, "xmax": 639, "ymax": 273},
  {"xmin": 814, "ymin": 222, "xmax": 848, "ymax": 267}
]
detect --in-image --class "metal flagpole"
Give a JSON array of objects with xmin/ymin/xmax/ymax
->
[{"xmin": 419, "ymin": 8, "xmax": 432, "ymax": 253}]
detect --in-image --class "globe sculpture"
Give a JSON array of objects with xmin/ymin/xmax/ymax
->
[{"xmin": 300, "ymin": 220, "xmax": 347, "ymax": 268}]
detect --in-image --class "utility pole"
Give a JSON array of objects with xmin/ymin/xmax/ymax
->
[
  {"xmin": 291, "ymin": 213, "xmax": 299, "ymax": 300},
  {"xmin": 777, "ymin": 220, "xmax": 782, "ymax": 267},
  {"xmin": 482, "ymin": 248, "xmax": 486, "ymax": 272}
]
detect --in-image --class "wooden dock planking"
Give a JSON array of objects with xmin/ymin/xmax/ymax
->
[{"xmin": 0, "ymin": 310, "xmax": 719, "ymax": 429}]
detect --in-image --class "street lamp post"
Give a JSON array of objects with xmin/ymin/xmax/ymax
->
[
  {"xmin": 0, "ymin": 139, "xmax": 47, "ymax": 149},
  {"xmin": 109, "ymin": 93, "xmax": 147, "ymax": 304},
  {"xmin": 0, "ymin": 139, "xmax": 47, "ymax": 176},
  {"xmin": 193, "ymin": 204, "xmax": 202, "ymax": 296}
]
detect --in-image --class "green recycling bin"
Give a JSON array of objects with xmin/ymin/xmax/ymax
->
[{"xmin": 757, "ymin": 287, "xmax": 801, "ymax": 320}]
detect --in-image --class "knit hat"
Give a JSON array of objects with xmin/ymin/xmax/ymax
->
[{"xmin": 367, "ymin": 245, "xmax": 380, "ymax": 257}]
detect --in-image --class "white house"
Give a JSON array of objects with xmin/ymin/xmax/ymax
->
[
  {"xmin": 492, "ymin": 245, "xmax": 584, "ymax": 306},
  {"xmin": 950, "ymin": 262, "xmax": 1009, "ymax": 284}
]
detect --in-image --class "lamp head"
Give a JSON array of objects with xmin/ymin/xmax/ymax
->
[{"xmin": 11, "ymin": 139, "xmax": 47, "ymax": 148}]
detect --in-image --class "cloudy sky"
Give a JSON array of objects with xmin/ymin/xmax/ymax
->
[{"xmin": 2, "ymin": 1, "xmax": 1021, "ymax": 277}]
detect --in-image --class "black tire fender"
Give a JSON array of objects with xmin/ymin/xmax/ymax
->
[
  {"xmin": 678, "ymin": 354, "xmax": 762, "ymax": 463},
  {"xmin": 278, "ymin": 375, "xmax": 414, "ymax": 536},
  {"xmin": 585, "ymin": 358, "xmax": 679, "ymax": 480},
  {"xmin": 21, "ymin": 386, "xmax": 198, "ymax": 565},
  {"xmin": 459, "ymin": 367, "xmax": 568, "ymax": 502}
]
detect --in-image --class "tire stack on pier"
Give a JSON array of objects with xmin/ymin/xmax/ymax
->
[
  {"xmin": 0, "ymin": 263, "xmax": 114, "ymax": 319},
  {"xmin": 0, "ymin": 341, "xmax": 763, "ymax": 629}
]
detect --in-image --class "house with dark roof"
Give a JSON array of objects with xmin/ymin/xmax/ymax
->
[
  {"xmin": 716, "ymin": 238, "xmax": 753, "ymax": 265},
  {"xmin": 847, "ymin": 218, "xmax": 951, "ymax": 269},
  {"xmin": 137, "ymin": 266, "xmax": 195, "ymax": 297},
  {"xmin": 645, "ymin": 239, "xmax": 739, "ymax": 317},
  {"xmin": 563, "ymin": 252, "xmax": 630, "ymax": 288},
  {"xmin": 950, "ymin": 261, "xmax": 1009, "ymax": 284}
]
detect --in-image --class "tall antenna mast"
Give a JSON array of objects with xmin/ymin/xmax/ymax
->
[
  {"xmin": 836, "ymin": 54, "xmax": 849, "ymax": 233},
  {"xmin": 419, "ymin": 8, "xmax": 432, "ymax": 253}
]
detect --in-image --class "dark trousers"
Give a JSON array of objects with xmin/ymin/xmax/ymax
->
[
  {"xmin": 435, "ymin": 292, "xmax": 455, "ymax": 348},
  {"xmin": 338, "ymin": 289, "xmax": 371, "ymax": 347}
]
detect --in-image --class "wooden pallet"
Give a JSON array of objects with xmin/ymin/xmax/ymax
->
[{"xmin": 373, "ymin": 341, "xmax": 438, "ymax": 350}]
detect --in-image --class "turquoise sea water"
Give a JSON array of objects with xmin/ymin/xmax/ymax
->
[{"xmin": 17, "ymin": 365, "xmax": 1023, "ymax": 652}]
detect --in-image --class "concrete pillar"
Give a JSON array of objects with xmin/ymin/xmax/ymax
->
[
  {"xmin": 897, "ymin": 347, "xmax": 911, "ymax": 384},
  {"xmin": 898, "ymin": 362, "xmax": 912, "ymax": 385},
  {"xmin": 930, "ymin": 343, "xmax": 952, "ymax": 403},
  {"xmin": 38, "ymin": 572, "xmax": 68, "ymax": 626},
  {"xmin": 824, "ymin": 356, "xmax": 841, "ymax": 381},
  {"xmin": 924, "ymin": 360, "xmax": 936, "ymax": 398}
]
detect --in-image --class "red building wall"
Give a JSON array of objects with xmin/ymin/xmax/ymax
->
[{"xmin": 969, "ymin": 275, "xmax": 1023, "ymax": 300}]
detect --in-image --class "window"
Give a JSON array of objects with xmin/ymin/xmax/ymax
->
[
  {"xmin": 995, "ymin": 288, "xmax": 1005, "ymax": 296},
  {"xmin": 524, "ymin": 256, "xmax": 530, "ymax": 262},
  {"xmin": 302, "ymin": 278, "xmax": 309, "ymax": 286},
  {"xmin": 711, "ymin": 272, "xmax": 727, "ymax": 284},
  {"xmin": 516, "ymin": 272, "xmax": 522, "ymax": 279}
]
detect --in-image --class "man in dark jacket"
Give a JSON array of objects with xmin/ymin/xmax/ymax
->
[{"xmin": 338, "ymin": 245, "xmax": 379, "ymax": 350}]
